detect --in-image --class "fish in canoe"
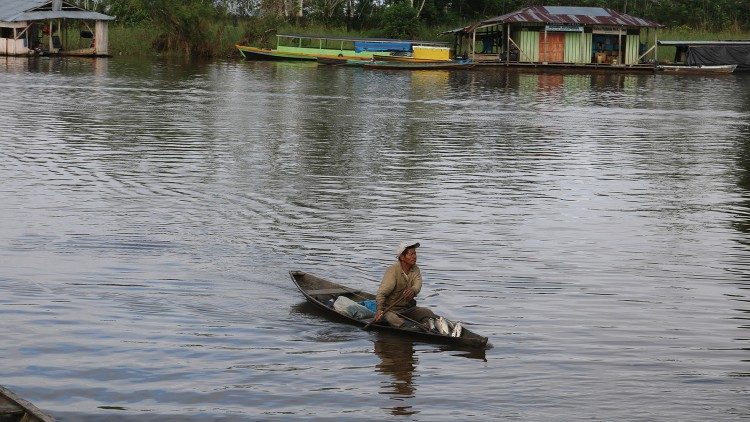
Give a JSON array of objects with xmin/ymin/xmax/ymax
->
[
  {"xmin": 290, "ymin": 270, "xmax": 489, "ymax": 348},
  {"xmin": 0, "ymin": 385, "xmax": 55, "ymax": 422}
]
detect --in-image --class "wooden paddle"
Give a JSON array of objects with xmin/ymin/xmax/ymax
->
[
  {"xmin": 363, "ymin": 295, "xmax": 431, "ymax": 332},
  {"xmin": 392, "ymin": 311, "xmax": 432, "ymax": 333},
  {"xmin": 363, "ymin": 296, "xmax": 404, "ymax": 330}
]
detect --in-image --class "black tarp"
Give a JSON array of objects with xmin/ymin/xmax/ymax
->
[{"xmin": 687, "ymin": 45, "xmax": 750, "ymax": 71}]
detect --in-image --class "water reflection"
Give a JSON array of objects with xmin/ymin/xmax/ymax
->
[
  {"xmin": 373, "ymin": 333, "xmax": 418, "ymax": 416},
  {"xmin": 733, "ymin": 95, "xmax": 750, "ymax": 237},
  {"xmin": 372, "ymin": 332, "xmax": 488, "ymax": 416},
  {"xmin": 438, "ymin": 344, "xmax": 488, "ymax": 361},
  {"xmin": 0, "ymin": 56, "xmax": 109, "ymax": 76},
  {"xmin": 730, "ymin": 91, "xmax": 750, "ymax": 345}
]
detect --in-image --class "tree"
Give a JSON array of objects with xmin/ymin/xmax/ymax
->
[{"xmin": 379, "ymin": 1, "xmax": 420, "ymax": 38}]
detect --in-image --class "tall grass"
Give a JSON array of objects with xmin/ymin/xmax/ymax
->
[
  {"xmin": 108, "ymin": 21, "xmax": 248, "ymax": 57},
  {"xmin": 660, "ymin": 26, "xmax": 750, "ymax": 41},
  {"xmin": 108, "ymin": 24, "xmax": 160, "ymax": 56}
]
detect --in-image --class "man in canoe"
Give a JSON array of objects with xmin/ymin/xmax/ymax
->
[{"xmin": 373, "ymin": 241, "xmax": 437, "ymax": 328}]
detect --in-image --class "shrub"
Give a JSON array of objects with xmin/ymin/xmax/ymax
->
[{"xmin": 378, "ymin": 2, "xmax": 420, "ymax": 39}]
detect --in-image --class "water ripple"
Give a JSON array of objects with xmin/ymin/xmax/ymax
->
[{"xmin": 1, "ymin": 58, "xmax": 749, "ymax": 420}]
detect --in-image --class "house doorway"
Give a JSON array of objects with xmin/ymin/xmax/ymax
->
[{"xmin": 539, "ymin": 32, "xmax": 564, "ymax": 62}]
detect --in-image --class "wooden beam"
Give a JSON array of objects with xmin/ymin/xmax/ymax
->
[{"xmin": 306, "ymin": 288, "xmax": 363, "ymax": 296}]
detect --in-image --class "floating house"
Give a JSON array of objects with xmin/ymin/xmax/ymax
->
[
  {"xmin": 0, "ymin": 0, "xmax": 114, "ymax": 56},
  {"xmin": 449, "ymin": 6, "xmax": 663, "ymax": 68}
]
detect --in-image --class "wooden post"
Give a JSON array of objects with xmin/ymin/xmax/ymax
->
[
  {"xmin": 95, "ymin": 20, "xmax": 108, "ymax": 55},
  {"xmin": 471, "ymin": 30, "xmax": 475, "ymax": 62},
  {"xmin": 506, "ymin": 23, "xmax": 509, "ymax": 63}
]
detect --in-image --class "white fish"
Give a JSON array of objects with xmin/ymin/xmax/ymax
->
[
  {"xmin": 435, "ymin": 316, "xmax": 451, "ymax": 335},
  {"xmin": 427, "ymin": 318, "xmax": 436, "ymax": 332},
  {"xmin": 451, "ymin": 321, "xmax": 463, "ymax": 338},
  {"xmin": 445, "ymin": 318, "xmax": 455, "ymax": 331}
]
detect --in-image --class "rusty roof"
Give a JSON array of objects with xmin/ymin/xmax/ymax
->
[
  {"xmin": 469, "ymin": 6, "xmax": 662, "ymax": 31},
  {"xmin": 0, "ymin": 0, "xmax": 113, "ymax": 22}
]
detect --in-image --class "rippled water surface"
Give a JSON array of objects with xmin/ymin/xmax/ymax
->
[{"xmin": 1, "ymin": 56, "xmax": 749, "ymax": 421}]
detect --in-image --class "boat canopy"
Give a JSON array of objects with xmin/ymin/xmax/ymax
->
[
  {"xmin": 354, "ymin": 41, "xmax": 412, "ymax": 53},
  {"xmin": 277, "ymin": 33, "xmax": 447, "ymax": 46},
  {"xmin": 659, "ymin": 40, "xmax": 750, "ymax": 70}
]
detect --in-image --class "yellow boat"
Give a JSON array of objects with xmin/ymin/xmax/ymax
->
[{"xmin": 372, "ymin": 45, "xmax": 454, "ymax": 63}]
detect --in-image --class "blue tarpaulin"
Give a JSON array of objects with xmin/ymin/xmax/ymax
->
[
  {"xmin": 360, "ymin": 300, "xmax": 377, "ymax": 313},
  {"xmin": 354, "ymin": 41, "xmax": 412, "ymax": 53}
]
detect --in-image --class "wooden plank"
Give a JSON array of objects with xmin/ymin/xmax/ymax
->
[
  {"xmin": 306, "ymin": 288, "xmax": 358, "ymax": 296},
  {"xmin": 0, "ymin": 400, "xmax": 24, "ymax": 413},
  {"xmin": 0, "ymin": 386, "xmax": 55, "ymax": 422}
]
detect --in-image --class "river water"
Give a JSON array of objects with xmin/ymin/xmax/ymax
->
[{"xmin": 1, "ymin": 56, "xmax": 749, "ymax": 421}]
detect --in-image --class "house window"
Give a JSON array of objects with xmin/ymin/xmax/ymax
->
[{"xmin": 0, "ymin": 27, "xmax": 14, "ymax": 39}]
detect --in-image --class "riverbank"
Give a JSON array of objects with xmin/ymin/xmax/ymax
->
[
  {"xmin": 106, "ymin": 20, "xmax": 451, "ymax": 59},
  {"xmin": 107, "ymin": 20, "xmax": 750, "ymax": 62}
]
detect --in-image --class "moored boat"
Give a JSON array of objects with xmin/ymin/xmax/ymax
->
[
  {"xmin": 236, "ymin": 45, "xmax": 318, "ymax": 61},
  {"xmin": 0, "ymin": 385, "xmax": 55, "ymax": 422},
  {"xmin": 290, "ymin": 270, "xmax": 489, "ymax": 348},
  {"xmin": 372, "ymin": 45, "xmax": 453, "ymax": 63},
  {"xmin": 362, "ymin": 60, "xmax": 475, "ymax": 70},
  {"xmin": 657, "ymin": 64, "xmax": 737, "ymax": 74},
  {"xmin": 657, "ymin": 40, "xmax": 750, "ymax": 72},
  {"xmin": 315, "ymin": 56, "xmax": 353, "ymax": 66},
  {"xmin": 237, "ymin": 34, "xmax": 450, "ymax": 62},
  {"xmin": 373, "ymin": 54, "xmax": 452, "ymax": 63}
]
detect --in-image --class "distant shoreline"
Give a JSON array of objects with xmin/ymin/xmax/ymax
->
[{"xmin": 107, "ymin": 21, "xmax": 750, "ymax": 62}]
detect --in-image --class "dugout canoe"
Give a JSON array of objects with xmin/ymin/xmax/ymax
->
[
  {"xmin": 290, "ymin": 270, "xmax": 489, "ymax": 348},
  {"xmin": 236, "ymin": 45, "xmax": 318, "ymax": 61},
  {"xmin": 657, "ymin": 64, "xmax": 737, "ymax": 74},
  {"xmin": 372, "ymin": 54, "xmax": 452, "ymax": 63},
  {"xmin": 362, "ymin": 60, "xmax": 475, "ymax": 70},
  {"xmin": 0, "ymin": 385, "xmax": 55, "ymax": 422}
]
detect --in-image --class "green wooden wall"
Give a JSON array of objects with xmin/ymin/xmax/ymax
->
[
  {"xmin": 564, "ymin": 32, "xmax": 593, "ymax": 64},
  {"xmin": 517, "ymin": 30, "xmax": 539, "ymax": 62},
  {"xmin": 625, "ymin": 34, "xmax": 640, "ymax": 64}
]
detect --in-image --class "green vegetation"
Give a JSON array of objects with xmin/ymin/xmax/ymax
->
[
  {"xmin": 83, "ymin": 0, "xmax": 750, "ymax": 57},
  {"xmin": 109, "ymin": 24, "xmax": 160, "ymax": 56}
]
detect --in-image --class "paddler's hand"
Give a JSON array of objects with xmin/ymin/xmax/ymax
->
[
  {"xmin": 374, "ymin": 310, "xmax": 383, "ymax": 322},
  {"xmin": 401, "ymin": 288, "xmax": 415, "ymax": 301}
]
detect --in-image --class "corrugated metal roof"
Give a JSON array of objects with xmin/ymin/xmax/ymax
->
[
  {"xmin": 13, "ymin": 10, "xmax": 114, "ymax": 21},
  {"xmin": 0, "ymin": 0, "xmax": 45, "ymax": 21},
  {"xmin": 0, "ymin": 0, "xmax": 113, "ymax": 22},
  {"xmin": 471, "ymin": 5, "xmax": 662, "ymax": 31}
]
